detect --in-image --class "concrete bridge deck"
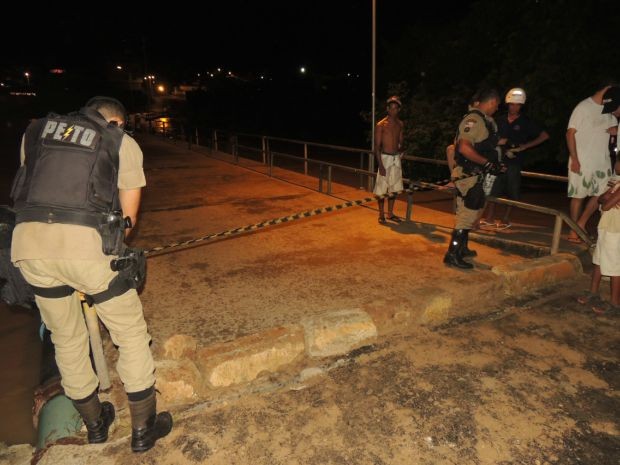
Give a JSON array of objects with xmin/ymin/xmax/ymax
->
[{"xmin": 132, "ymin": 135, "xmax": 583, "ymax": 351}]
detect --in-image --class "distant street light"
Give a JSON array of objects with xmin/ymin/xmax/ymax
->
[
  {"xmin": 24, "ymin": 72, "xmax": 30, "ymax": 87},
  {"xmin": 300, "ymin": 66, "xmax": 306, "ymax": 74},
  {"xmin": 157, "ymin": 85, "xmax": 165, "ymax": 93}
]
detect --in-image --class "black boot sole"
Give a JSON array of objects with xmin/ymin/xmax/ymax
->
[
  {"xmin": 443, "ymin": 254, "xmax": 473, "ymax": 269},
  {"xmin": 131, "ymin": 412, "xmax": 173, "ymax": 453}
]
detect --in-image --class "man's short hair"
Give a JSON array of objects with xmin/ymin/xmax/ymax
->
[
  {"xmin": 472, "ymin": 88, "xmax": 500, "ymax": 104},
  {"xmin": 594, "ymin": 78, "xmax": 618, "ymax": 93},
  {"xmin": 85, "ymin": 96, "xmax": 127, "ymax": 122}
]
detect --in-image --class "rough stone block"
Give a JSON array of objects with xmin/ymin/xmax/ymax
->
[
  {"xmin": 492, "ymin": 253, "xmax": 582, "ymax": 296},
  {"xmin": 302, "ymin": 309, "xmax": 377, "ymax": 357},
  {"xmin": 195, "ymin": 326, "xmax": 305, "ymax": 388},
  {"xmin": 163, "ymin": 334, "xmax": 198, "ymax": 360},
  {"xmin": 155, "ymin": 359, "xmax": 202, "ymax": 404}
]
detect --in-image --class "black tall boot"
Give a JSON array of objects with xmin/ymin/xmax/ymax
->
[
  {"xmin": 443, "ymin": 229, "xmax": 474, "ymax": 269},
  {"xmin": 72, "ymin": 391, "xmax": 115, "ymax": 444},
  {"xmin": 460, "ymin": 229, "xmax": 477, "ymax": 258},
  {"xmin": 128, "ymin": 387, "xmax": 173, "ymax": 453}
]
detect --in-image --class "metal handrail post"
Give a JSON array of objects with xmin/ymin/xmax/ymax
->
[
  {"xmin": 327, "ymin": 165, "xmax": 333, "ymax": 194},
  {"xmin": 213, "ymin": 130, "xmax": 218, "ymax": 152},
  {"xmin": 551, "ymin": 215, "xmax": 563, "ymax": 254},
  {"xmin": 359, "ymin": 152, "xmax": 364, "ymax": 189},
  {"xmin": 304, "ymin": 143, "xmax": 308, "ymax": 176},
  {"xmin": 234, "ymin": 135, "xmax": 239, "ymax": 163},
  {"xmin": 195, "ymin": 128, "xmax": 200, "ymax": 147},
  {"xmin": 262, "ymin": 136, "xmax": 267, "ymax": 164},
  {"xmin": 319, "ymin": 164, "xmax": 324, "ymax": 192},
  {"xmin": 368, "ymin": 153, "xmax": 375, "ymax": 191},
  {"xmin": 269, "ymin": 151, "xmax": 273, "ymax": 177},
  {"xmin": 406, "ymin": 191, "xmax": 413, "ymax": 221}
]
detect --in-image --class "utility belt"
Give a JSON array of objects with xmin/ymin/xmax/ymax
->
[
  {"xmin": 1, "ymin": 205, "xmax": 143, "ymax": 308},
  {"xmin": 15, "ymin": 207, "xmax": 131, "ymax": 256},
  {"xmin": 21, "ymin": 246, "xmax": 146, "ymax": 306}
]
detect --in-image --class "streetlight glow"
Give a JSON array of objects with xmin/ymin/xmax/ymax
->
[{"xmin": 300, "ymin": 66, "xmax": 306, "ymax": 74}]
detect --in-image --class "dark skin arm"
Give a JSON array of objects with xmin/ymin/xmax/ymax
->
[{"xmin": 457, "ymin": 139, "xmax": 488, "ymax": 165}]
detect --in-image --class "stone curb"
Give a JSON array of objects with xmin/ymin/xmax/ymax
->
[
  {"xmin": 154, "ymin": 254, "xmax": 582, "ymax": 405},
  {"xmin": 491, "ymin": 253, "xmax": 582, "ymax": 297}
]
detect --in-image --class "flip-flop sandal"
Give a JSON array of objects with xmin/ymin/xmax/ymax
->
[
  {"xmin": 592, "ymin": 300, "xmax": 620, "ymax": 316},
  {"xmin": 576, "ymin": 291, "xmax": 599, "ymax": 305},
  {"xmin": 567, "ymin": 235, "xmax": 582, "ymax": 244},
  {"xmin": 378, "ymin": 216, "xmax": 387, "ymax": 225},
  {"xmin": 388, "ymin": 215, "xmax": 402, "ymax": 223}
]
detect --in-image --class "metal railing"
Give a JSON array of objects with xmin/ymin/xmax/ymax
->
[{"xmin": 152, "ymin": 125, "xmax": 588, "ymax": 254}]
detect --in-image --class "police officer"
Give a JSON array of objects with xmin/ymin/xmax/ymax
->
[
  {"xmin": 10, "ymin": 97, "xmax": 172, "ymax": 452},
  {"xmin": 444, "ymin": 88, "xmax": 504, "ymax": 269}
]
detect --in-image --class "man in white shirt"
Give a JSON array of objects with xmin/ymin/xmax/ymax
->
[{"xmin": 566, "ymin": 83, "xmax": 619, "ymax": 242}]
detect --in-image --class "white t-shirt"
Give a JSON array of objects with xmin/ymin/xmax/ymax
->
[{"xmin": 567, "ymin": 97, "xmax": 616, "ymax": 171}]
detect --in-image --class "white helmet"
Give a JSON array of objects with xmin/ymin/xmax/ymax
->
[{"xmin": 505, "ymin": 88, "xmax": 526, "ymax": 104}]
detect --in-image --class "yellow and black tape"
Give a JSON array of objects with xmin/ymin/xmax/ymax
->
[{"xmin": 143, "ymin": 175, "xmax": 471, "ymax": 257}]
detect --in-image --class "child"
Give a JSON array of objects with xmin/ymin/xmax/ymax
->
[{"xmin": 578, "ymin": 180, "xmax": 620, "ymax": 315}]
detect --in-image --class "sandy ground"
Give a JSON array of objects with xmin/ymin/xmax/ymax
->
[
  {"xmin": 21, "ymin": 278, "xmax": 619, "ymax": 465},
  {"xmin": 0, "ymin": 135, "xmax": 601, "ymax": 456}
]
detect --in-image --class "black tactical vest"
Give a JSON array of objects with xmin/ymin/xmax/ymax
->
[
  {"xmin": 11, "ymin": 108, "xmax": 124, "ymax": 230},
  {"xmin": 454, "ymin": 109, "xmax": 500, "ymax": 173}
]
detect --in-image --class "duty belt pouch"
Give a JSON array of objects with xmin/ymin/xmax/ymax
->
[{"xmin": 463, "ymin": 179, "xmax": 486, "ymax": 210}]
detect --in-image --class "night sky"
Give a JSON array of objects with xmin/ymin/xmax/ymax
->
[{"xmin": 2, "ymin": 1, "xmax": 469, "ymax": 79}]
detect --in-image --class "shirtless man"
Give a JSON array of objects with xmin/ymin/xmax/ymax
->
[{"xmin": 374, "ymin": 96, "xmax": 405, "ymax": 224}]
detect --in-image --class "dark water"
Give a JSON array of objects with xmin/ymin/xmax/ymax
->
[{"xmin": 0, "ymin": 118, "xmax": 41, "ymax": 446}]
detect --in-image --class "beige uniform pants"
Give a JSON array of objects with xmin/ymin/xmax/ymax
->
[
  {"xmin": 17, "ymin": 258, "xmax": 155, "ymax": 399},
  {"xmin": 453, "ymin": 167, "xmax": 483, "ymax": 230}
]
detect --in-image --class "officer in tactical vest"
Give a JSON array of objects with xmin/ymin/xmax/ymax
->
[
  {"xmin": 9, "ymin": 97, "xmax": 172, "ymax": 452},
  {"xmin": 444, "ymin": 88, "xmax": 504, "ymax": 269}
]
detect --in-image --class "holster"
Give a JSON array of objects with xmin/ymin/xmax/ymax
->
[
  {"xmin": 462, "ymin": 179, "xmax": 486, "ymax": 210},
  {"xmin": 111, "ymin": 246, "xmax": 146, "ymax": 291},
  {"xmin": 97, "ymin": 212, "xmax": 126, "ymax": 256},
  {"xmin": 83, "ymin": 247, "xmax": 146, "ymax": 306}
]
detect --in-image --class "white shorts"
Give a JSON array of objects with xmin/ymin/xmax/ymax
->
[
  {"xmin": 567, "ymin": 167, "xmax": 611, "ymax": 198},
  {"xmin": 373, "ymin": 153, "xmax": 403, "ymax": 195},
  {"xmin": 592, "ymin": 229, "xmax": 620, "ymax": 276}
]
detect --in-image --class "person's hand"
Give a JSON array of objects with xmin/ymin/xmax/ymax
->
[
  {"xmin": 570, "ymin": 158, "xmax": 581, "ymax": 174},
  {"xmin": 379, "ymin": 165, "xmax": 386, "ymax": 177},
  {"xmin": 498, "ymin": 138, "xmax": 508, "ymax": 146},
  {"xmin": 483, "ymin": 161, "xmax": 505, "ymax": 175},
  {"xmin": 607, "ymin": 126, "xmax": 618, "ymax": 136}
]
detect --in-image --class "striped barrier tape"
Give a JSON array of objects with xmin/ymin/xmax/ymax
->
[{"xmin": 143, "ymin": 174, "xmax": 476, "ymax": 257}]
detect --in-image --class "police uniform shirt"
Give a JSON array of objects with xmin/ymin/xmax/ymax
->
[
  {"xmin": 496, "ymin": 112, "xmax": 544, "ymax": 165},
  {"xmin": 11, "ymin": 134, "xmax": 146, "ymax": 261},
  {"xmin": 457, "ymin": 109, "xmax": 490, "ymax": 146}
]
